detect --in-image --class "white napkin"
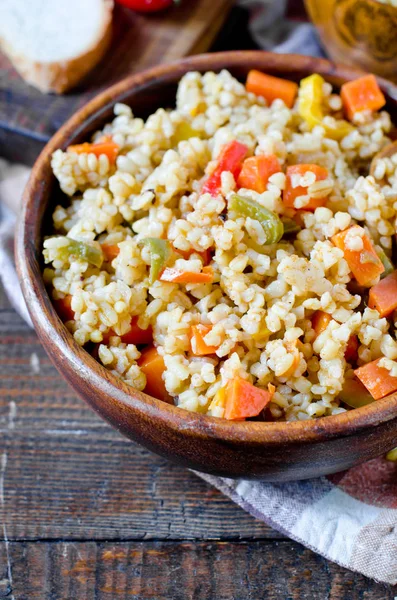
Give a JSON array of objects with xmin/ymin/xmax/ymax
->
[
  {"xmin": 0, "ymin": 160, "xmax": 31, "ymax": 325},
  {"xmin": 238, "ymin": 0, "xmax": 323, "ymax": 56}
]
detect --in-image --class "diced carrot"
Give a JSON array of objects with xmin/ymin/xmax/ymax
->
[
  {"xmin": 341, "ymin": 74, "xmax": 386, "ymax": 121},
  {"xmin": 311, "ymin": 311, "xmax": 332, "ymax": 338},
  {"xmin": 172, "ymin": 245, "xmax": 212, "ymax": 266},
  {"xmin": 237, "ymin": 154, "xmax": 281, "ymax": 193},
  {"xmin": 283, "ymin": 164, "xmax": 329, "ymax": 210},
  {"xmin": 354, "ymin": 357, "xmax": 397, "ymax": 400},
  {"xmin": 53, "ymin": 295, "xmax": 74, "ymax": 322},
  {"xmin": 190, "ymin": 324, "xmax": 218, "ymax": 356},
  {"xmin": 331, "ymin": 225, "xmax": 384, "ymax": 287},
  {"xmin": 138, "ymin": 345, "xmax": 173, "ymax": 404},
  {"xmin": 160, "ymin": 266, "xmax": 214, "ymax": 284},
  {"xmin": 224, "ymin": 377, "xmax": 275, "ymax": 420},
  {"xmin": 368, "ymin": 270, "xmax": 397, "ymax": 317},
  {"xmin": 202, "ymin": 141, "xmax": 248, "ymax": 197},
  {"xmin": 67, "ymin": 137, "xmax": 119, "ymax": 163},
  {"xmin": 101, "ymin": 244, "xmax": 120, "ymax": 262},
  {"xmin": 345, "ymin": 335, "xmax": 359, "ymax": 364},
  {"xmin": 246, "ymin": 70, "xmax": 298, "ymax": 109}
]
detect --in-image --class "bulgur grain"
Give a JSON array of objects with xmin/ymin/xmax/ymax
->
[{"xmin": 44, "ymin": 69, "xmax": 397, "ymax": 420}]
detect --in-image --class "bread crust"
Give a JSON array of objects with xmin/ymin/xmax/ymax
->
[{"xmin": 0, "ymin": 0, "xmax": 114, "ymax": 94}]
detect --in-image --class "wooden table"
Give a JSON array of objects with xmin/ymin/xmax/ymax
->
[{"xmin": 1, "ymin": 288, "xmax": 397, "ymax": 599}]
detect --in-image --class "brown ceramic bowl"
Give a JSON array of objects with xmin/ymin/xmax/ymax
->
[{"xmin": 16, "ymin": 51, "xmax": 397, "ymax": 481}]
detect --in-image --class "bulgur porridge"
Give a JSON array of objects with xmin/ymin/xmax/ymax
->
[{"xmin": 43, "ymin": 68, "xmax": 397, "ymax": 421}]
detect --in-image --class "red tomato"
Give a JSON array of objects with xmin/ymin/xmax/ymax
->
[{"xmin": 115, "ymin": 0, "xmax": 174, "ymax": 12}]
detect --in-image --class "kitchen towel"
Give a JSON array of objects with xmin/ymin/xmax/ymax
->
[{"xmin": 1, "ymin": 0, "xmax": 397, "ymax": 586}]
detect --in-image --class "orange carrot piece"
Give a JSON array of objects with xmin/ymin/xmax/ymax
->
[
  {"xmin": 172, "ymin": 245, "xmax": 212, "ymax": 266},
  {"xmin": 138, "ymin": 345, "xmax": 173, "ymax": 404},
  {"xmin": 101, "ymin": 244, "xmax": 120, "ymax": 262},
  {"xmin": 368, "ymin": 270, "xmax": 397, "ymax": 317},
  {"xmin": 246, "ymin": 70, "xmax": 298, "ymax": 109},
  {"xmin": 190, "ymin": 324, "xmax": 218, "ymax": 356},
  {"xmin": 53, "ymin": 295, "xmax": 74, "ymax": 322},
  {"xmin": 283, "ymin": 164, "xmax": 329, "ymax": 210},
  {"xmin": 67, "ymin": 137, "xmax": 119, "ymax": 163},
  {"xmin": 237, "ymin": 154, "xmax": 281, "ymax": 193},
  {"xmin": 345, "ymin": 335, "xmax": 359, "ymax": 364},
  {"xmin": 354, "ymin": 358, "xmax": 397, "ymax": 400},
  {"xmin": 331, "ymin": 225, "xmax": 384, "ymax": 287},
  {"xmin": 160, "ymin": 266, "xmax": 214, "ymax": 284},
  {"xmin": 311, "ymin": 310, "xmax": 332, "ymax": 338},
  {"xmin": 224, "ymin": 377, "xmax": 275, "ymax": 420},
  {"xmin": 341, "ymin": 74, "xmax": 386, "ymax": 121}
]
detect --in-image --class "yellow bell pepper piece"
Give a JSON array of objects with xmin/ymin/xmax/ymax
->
[
  {"xmin": 325, "ymin": 119, "xmax": 353, "ymax": 141},
  {"xmin": 253, "ymin": 326, "xmax": 271, "ymax": 345},
  {"xmin": 386, "ymin": 447, "xmax": 397, "ymax": 462},
  {"xmin": 299, "ymin": 74, "xmax": 353, "ymax": 141},
  {"xmin": 299, "ymin": 73, "xmax": 324, "ymax": 128},
  {"xmin": 208, "ymin": 387, "xmax": 226, "ymax": 412},
  {"xmin": 172, "ymin": 121, "xmax": 201, "ymax": 145}
]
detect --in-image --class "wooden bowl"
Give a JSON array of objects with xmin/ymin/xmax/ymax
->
[
  {"xmin": 305, "ymin": 0, "xmax": 397, "ymax": 81},
  {"xmin": 16, "ymin": 51, "xmax": 397, "ymax": 481}
]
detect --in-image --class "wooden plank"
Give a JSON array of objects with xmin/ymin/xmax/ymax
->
[
  {"xmin": 0, "ymin": 0, "xmax": 232, "ymax": 165},
  {"xmin": 0, "ymin": 284, "xmax": 278, "ymax": 542},
  {"xmin": 1, "ymin": 540, "xmax": 395, "ymax": 599},
  {"xmin": 1, "ymin": 429, "xmax": 277, "ymax": 542}
]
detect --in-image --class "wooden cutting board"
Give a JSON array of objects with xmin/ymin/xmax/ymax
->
[{"xmin": 0, "ymin": 0, "xmax": 232, "ymax": 165}]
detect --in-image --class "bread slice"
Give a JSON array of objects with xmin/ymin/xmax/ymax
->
[{"xmin": 0, "ymin": 0, "xmax": 113, "ymax": 94}]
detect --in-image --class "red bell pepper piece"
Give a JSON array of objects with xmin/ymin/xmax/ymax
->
[{"xmin": 202, "ymin": 140, "xmax": 248, "ymax": 197}]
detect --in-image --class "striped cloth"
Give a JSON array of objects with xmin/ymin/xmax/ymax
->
[
  {"xmin": 2, "ymin": 1, "xmax": 397, "ymax": 584},
  {"xmin": 200, "ymin": 461, "xmax": 397, "ymax": 584}
]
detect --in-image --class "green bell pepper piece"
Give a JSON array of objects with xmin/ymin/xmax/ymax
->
[
  {"xmin": 140, "ymin": 238, "xmax": 171, "ymax": 283},
  {"xmin": 339, "ymin": 378, "xmax": 375, "ymax": 409},
  {"xmin": 376, "ymin": 247, "xmax": 394, "ymax": 278},
  {"xmin": 229, "ymin": 194, "xmax": 284, "ymax": 245},
  {"xmin": 58, "ymin": 238, "xmax": 103, "ymax": 268},
  {"xmin": 282, "ymin": 218, "xmax": 301, "ymax": 236}
]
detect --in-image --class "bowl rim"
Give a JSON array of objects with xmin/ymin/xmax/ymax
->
[{"xmin": 16, "ymin": 49, "xmax": 397, "ymax": 446}]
